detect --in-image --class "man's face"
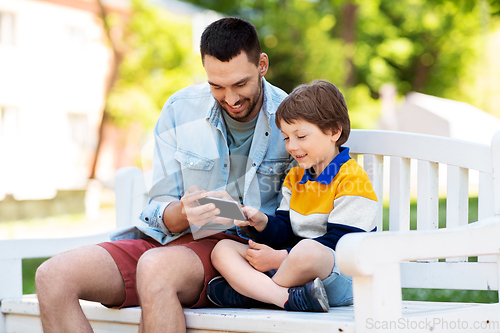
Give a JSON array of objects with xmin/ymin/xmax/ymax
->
[{"xmin": 204, "ymin": 52, "xmax": 268, "ymax": 122}]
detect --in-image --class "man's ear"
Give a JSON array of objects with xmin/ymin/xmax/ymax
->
[{"xmin": 259, "ymin": 53, "xmax": 269, "ymax": 77}]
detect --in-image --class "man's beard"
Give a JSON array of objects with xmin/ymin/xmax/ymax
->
[{"xmin": 220, "ymin": 78, "xmax": 263, "ymax": 121}]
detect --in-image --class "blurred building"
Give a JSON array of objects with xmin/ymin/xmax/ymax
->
[
  {"xmin": 378, "ymin": 89, "xmax": 500, "ymax": 145},
  {"xmin": 0, "ymin": 0, "xmax": 128, "ymax": 202},
  {"xmin": 0, "ymin": 0, "xmax": 217, "ymax": 211}
]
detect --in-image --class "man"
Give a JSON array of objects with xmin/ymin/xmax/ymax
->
[{"xmin": 35, "ymin": 17, "xmax": 291, "ymax": 332}]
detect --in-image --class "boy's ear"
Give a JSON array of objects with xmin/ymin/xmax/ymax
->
[{"xmin": 331, "ymin": 125, "xmax": 342, "ymax": 142}]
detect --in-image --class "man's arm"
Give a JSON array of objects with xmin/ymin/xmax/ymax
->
[{"xmin": 162, "ymin": 201, "xmax": 188, "ymax": 233}]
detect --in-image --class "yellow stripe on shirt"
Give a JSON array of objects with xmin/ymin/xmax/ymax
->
[{"xmin": 283, "ymin": 159, "xmax": 377, "ymax": 217}]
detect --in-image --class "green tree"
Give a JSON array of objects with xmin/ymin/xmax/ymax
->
[
  {"xmin": 352, "ymin": 1, "xmax": 483, "ymax": 100},
  {"xmin": 106, "ymin": 0, "xmax": 205, "ymax": 129},
  {"xmin": 183, "ymin": 0, "xmax": 494, "ymax": 128}
]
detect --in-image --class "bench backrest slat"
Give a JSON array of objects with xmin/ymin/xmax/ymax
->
[
  {"xmin": 389, "ymin": 157, "xmax": 411, "ymax": 232},
  {"xmin": 445, "ymin": 165, "xmax": 469, "ymax": 263},
  {"xmin": 479, "ymin": 171, "xmax": 495, "ymax": 220},
  {"xmin": 363, "ymin": 154, "xmax": 384, "ymax": 232},
  {"xmin": 416, "ymin": 160, "xmax": 439, "ymax": 232},
  {"xmin": 478, "ymin": 172, "xmax": 497, "ymax": 263}
]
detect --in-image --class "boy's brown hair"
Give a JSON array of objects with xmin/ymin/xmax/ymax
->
[{"xmin": 275, "ymin": 80, "xmax": 350, "ymax": 146}]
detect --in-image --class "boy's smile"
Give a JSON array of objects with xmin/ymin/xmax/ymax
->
[{"xmin": 280, "ymin": 119, "xmax": 341, "ymax": 176}]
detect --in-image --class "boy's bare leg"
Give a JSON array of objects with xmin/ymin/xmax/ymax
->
[
  {"xmin": 272, "ymin": 239, "xmax": 334, "ymax": 287},
  {"xmin": 212, "ymin": 240, "xmax": 289, "ymax": 307},
  {"xmin": 137, "ymin": 245, "xmax": 205, "ymax": 333},
  {"xmin": 36, "ymin": 245, "xmax": 127, "ymax": 333},
  {"xmin": 212, "ymin": 239, "xmax": 334, "ymax": 308}
]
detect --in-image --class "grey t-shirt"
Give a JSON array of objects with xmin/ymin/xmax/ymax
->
[{"xmin": 222, "ymin": 111, "xmax": 259, "ymax": 203}]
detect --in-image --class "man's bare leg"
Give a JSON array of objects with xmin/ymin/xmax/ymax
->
[
  {"xmin": 137, "ymin": 246, "xmax": 204, "ymax": 333},
  {"xmin": 36, "ymin": 245, "xmax": 126, "ymax": 333}
]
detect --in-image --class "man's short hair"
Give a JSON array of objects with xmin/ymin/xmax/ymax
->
[
  {"xmin": 275, "ymin": 80, "xmax": 351, "ymax": 146},
  {"xmin": 200, "ymin": 17, "xmax": 261, "ymax": 66}
]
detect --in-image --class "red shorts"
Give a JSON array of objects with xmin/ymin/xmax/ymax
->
[{"xmin": 98, "ymin": 232, "xmax": 247, "ymax": 309}]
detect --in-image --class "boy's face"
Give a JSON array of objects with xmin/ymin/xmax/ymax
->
[
  {"xmin": 280, "ymin": 119, "xmax": 341, "ymax": 176},
  {"xmin": 204, "ymin": 52, "xmax": 268, "ymax": 123}
]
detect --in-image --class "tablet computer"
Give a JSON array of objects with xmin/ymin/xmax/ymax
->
[{"xmin": 198, "ymin": 196, "xmax": 246, "ymax": 221}]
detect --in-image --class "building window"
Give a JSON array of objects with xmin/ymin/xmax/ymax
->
[
  {"xmin": 0, "ymin": 106, "xmax": 19, "ymax": 141},
  {"xmin": 0, "ymin": 11, "xmax": 15, "ymax": 45},
  {"xmin": 68, "ymin": 113, "xmax": 89, "ymax": 147}
]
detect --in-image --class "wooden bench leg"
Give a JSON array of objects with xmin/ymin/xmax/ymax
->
[{"xmin": 352, "ymin": 263, "xmax": 403, "ymax": 333}]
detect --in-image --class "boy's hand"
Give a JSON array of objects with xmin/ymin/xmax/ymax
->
[
  {"xmin": 245, "ymin": 240, "xmax": 288, "ymax": 272},
  {"xmin": 233, "ymin": 206, "xmax": 268, "ymax": 232}
]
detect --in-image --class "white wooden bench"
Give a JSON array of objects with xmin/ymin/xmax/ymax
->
[{"xmin": 1, "ymin": 129, "xmax": 500, "ymax": 333}]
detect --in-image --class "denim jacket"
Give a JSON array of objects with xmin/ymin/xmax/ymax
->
[{"xmin": 111, "ymin": 78, "xmax": 292, "ymax": 244}]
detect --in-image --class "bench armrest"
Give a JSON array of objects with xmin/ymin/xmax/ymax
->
[
  {"xmin": 0, "ymin": 232, "xmax": 112, "ymax": 261},
  {"xmin": 0, "ymin": 231, "xmax": 114, "ymax": 302},
  {"xmin": 336, "ymin": 215, "xmax": 500, "ymax": 277}
]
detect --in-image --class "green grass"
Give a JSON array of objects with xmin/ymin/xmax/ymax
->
[
  {"xmin": 382, "ymin": 197, "xmax": 478, "ymax": 231},
  {"xmin": 23, "ymin": 258, "xmax": 49, "ymax": 294},
  {"xmin": 20, "ymin": 198, "xmax": 498, "ymax": 303},
  {"xmin": 402, "ymin": 288, "xmax": 498, "ymax": 303}
]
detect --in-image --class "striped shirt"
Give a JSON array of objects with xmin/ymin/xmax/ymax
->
[{"xmin": 250, "ymin": 146, "xmax": 378, "ymax": 251}]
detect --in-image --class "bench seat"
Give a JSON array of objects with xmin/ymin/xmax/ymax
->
[{"xmin": 3, "ymin": 295, "xmax": 500, "ymax": 333}]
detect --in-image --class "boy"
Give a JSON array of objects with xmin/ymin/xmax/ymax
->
[{"xmin": 207, "ymin": 80, "xmax": 379, "ymax": 312}]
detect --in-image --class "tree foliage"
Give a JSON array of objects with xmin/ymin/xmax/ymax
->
[
  {"xmin": 106, "ymin": 0, "xmax": 205, "ymax": 129},
  {"xmin": 183, "ymin": 0, "xmax": 495, "ymax": 128},
  {"xmin": 104, "ymin": 0, "xmax": 497, "ymax": 130}
]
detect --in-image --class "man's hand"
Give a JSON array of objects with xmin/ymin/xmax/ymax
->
[
  {"xmin": 234, "ymin": 206, "xmax": 268, "ymax": 232},
  {"xmin": 245, "ymin": 239, "xmax": 288, "ymax": 272},
  {"xmin": 180, "ymin": 186, "xmax": 220, "ymax": 227}
]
